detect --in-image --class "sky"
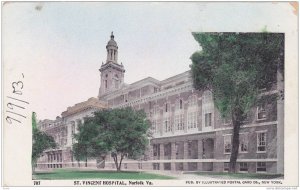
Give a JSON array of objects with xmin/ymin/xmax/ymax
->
[{"xmin": 2, "ymin": 2, "xmax": 297, "ymax": 120}]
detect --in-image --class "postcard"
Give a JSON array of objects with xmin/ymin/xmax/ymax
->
[{"xmin": 2, "ymin": 1, "xmax": 298, "ymax": 187}]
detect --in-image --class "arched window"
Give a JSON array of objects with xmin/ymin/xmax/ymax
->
[
  {"xmin": 105, "ymin": 80, "xmax": 108, "ymax": 89},
  {"xmin": 175, "ymin": 99, "xmax": 183, "ymax": 110}
]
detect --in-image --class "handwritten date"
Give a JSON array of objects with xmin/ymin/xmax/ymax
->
[{"xmin": 6, "ymin": 73, "xmax": 29, "ymax": 125}]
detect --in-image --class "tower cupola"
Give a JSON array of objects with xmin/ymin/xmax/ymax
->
[{"xmin": 106, "ymin": 32, "xmax": 118, "ymax": 63}]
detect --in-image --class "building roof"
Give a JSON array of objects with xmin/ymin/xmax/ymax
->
[{"xmin": 61, "ymin": 97, "xmax": 107, "ymax": 118}]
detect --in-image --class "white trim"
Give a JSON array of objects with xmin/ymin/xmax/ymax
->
[
  {"xmin": 152, "ymin": 121, "xmax": 277, "ymax": 139},
  {"xmin": 110, "ymin": 82, "xmax": 194, "ymax": 108},
  {"xmin": 104, "ymin": 158, "xmax": 278, "ymax": 164},
  {"xmin": 37, "ymin": 158, "xmax": 278, "ymax": 165},
  {"xmin": 258, "ymin": 89, "xmax": 278, "ymax": 97},
  {"xmin": 256, "ymin": 151, "xmax": 267, "ymax": 153},
  {"xmin": 255, "ymin": 130, "xmax": 268, "ymax": 133}
]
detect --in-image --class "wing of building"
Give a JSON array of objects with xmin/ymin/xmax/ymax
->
[{"xmin": 37, "ymin": 32, "xmax": 284, "ymax": 174}]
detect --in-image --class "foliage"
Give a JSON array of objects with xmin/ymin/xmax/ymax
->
[
  {"xmin": 190, "ymin": 33, "xmax": 284, "ymax": 172},
  {"xmin": 32, "ymin": 112, "xmax": 37, "ymax": 130},
  {"xmin": 32, "ymin": 112, "xmax": 57, "ymax": 172},
  {"xmin": 73, "ymin": 107, "xmax": 151, "ymax": 171}
]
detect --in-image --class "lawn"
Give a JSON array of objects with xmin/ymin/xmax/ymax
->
[
  {"xmin": 33, "ymin": 169, "xmax": 175, "ymax": 180},
  {"xmin": 185, "ymin": 171, "xmax": 284, "ymax": 179}
]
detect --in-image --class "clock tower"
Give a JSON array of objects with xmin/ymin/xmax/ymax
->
[{"xmin": 98, "ymin": 32, "xmax": 125, "ymax": 97}]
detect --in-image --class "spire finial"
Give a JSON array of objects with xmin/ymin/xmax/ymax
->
[{"xmin": 111, "ymin": 31, "xmax": 114, "ymax": 39}]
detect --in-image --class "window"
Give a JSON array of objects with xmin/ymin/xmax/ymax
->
[
  {"xmin": 257, "ymin": 105, "xmax": 267, "ymax": 120},
  {"xmin": 257, "ymin": 132, "xmax": 267, "ymax": 152},
  {"xmin": 187, "ymin": 111, "xmax": 197, "ymax": 129},
  {"xmin": 105, "ymin": 80, "xmax": 108, "ymax": 89},
  {"xmin": 153, "ymin": 144, "xmax": 160, "ymax": 157},
  {"xmin": 224, "ymin": 162, "xmax": 229, "ymax": 172},
  {"xmin": 188, "ymin": 141, "xmax": 192, "ymax": 157},
  {"xmin": 138, "ymin": 163, "xmax": 142, "ymax": 169},
  {"xmin": 153, "ymin": 106, "xmax": 159, "ymax": 116},
  {"xmin": 224, "ymin": 135, "xmax": 231, "ymax": 154},
  {"xmin": 153, "ymin": 163, "xmax": 160, "ymax": 170},
  {"xmin": 174, "ymin": 114, "xmax": 184, "ymax": 131},
  {"xmin": 164, "ymin": 143, "xmax": 171, "ymax": 156},
  {"xmin": 205, "ymin": 113, "xmax": 212, "ymax": 127},
  {"xmin": 114, "ymin": 79, "xmax": 119, "ymax": 89},
  {"xmin": 152, "ymin": 120, "xmax": 157, "ymax": 133},
  {"xmin": 239, "ymin": 162, "xmax": 248, "ymax": 172},
  {"xmin": 256, "ymin": 162, "xmax": 267, "ymax": 172},
  {"xmin": 175, "ymin": 99, "xmax": 183, "ymax": 110},
  {"xmin": 188, "ymin": 95, "xmax": 197, "ymax": 107},
  {"xmin": 164, "ymin": 118, "xmax": 171, "ymax": 132},
  {"xmin": 240, "ymin": 133, "xmax": 248, "ymax": 153}
]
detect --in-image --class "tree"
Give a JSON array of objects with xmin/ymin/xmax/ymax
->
[
  {"xmin": 32, "ymin": 112, "xmax": 57, "ymax": 173},
  {"xmin": 73, "ymin": 107, "xmax": 150, "ymax": 171},
  {"xmin": 190, "ymin": 33, "xmax": 284, "ymax": 173},
  {"xmin": 73, "ymin": 115, "xmax": 110, "ymax": 168},
  {"xmin": 72, "ymin": 116, "xmax": 108, "ymax": 165},
  {"xmin": 104, "ymin": 107, "xmax": 150, "ymax": 171}
]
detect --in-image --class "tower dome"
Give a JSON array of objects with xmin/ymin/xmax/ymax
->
[{"xmin": 106, "ymin": 32, "xmax": 118, "ymax": 47}]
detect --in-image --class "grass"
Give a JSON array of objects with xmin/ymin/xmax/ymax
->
[
  {"xmin": 185, "ymin": 171, "xmax": 284, "ymax": 179},
  {"xmin": 33, "ymin": 169, "xmax": 175, "ymax": 180}
]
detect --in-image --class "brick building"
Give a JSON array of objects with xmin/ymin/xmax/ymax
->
[{"xmin": 37, "ymin": 32, "xmax": 284, "ymax": 174}]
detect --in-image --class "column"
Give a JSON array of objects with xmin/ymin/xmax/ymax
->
[
  {"xmin": 171, "ymin": 142, "xmax": 176, "ymax": 170},
  {"xmin": 56, "ymin": 153, "xmax": 59, "ymax": 163},
  {"xmin": 115, "ymin": 50, "xmax": 118, "ymax": 62},
  {"xmin": 183, "ymin": 141, "xmax": 189, "ymax": 171},
  {"xmin": 197, "ymin": 139, "xmax": 203, "ymax": 171},
  {"xmin": 159, "ymin": 143, "xmax": 164, "ymax": 170},
  {"xmin": 67, "ymin": 122, "xmax": 73, "ymax": 146},
  {"xmin": 149, "ymin": 144, "xmax": 154, "ymax": 161}
]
